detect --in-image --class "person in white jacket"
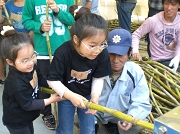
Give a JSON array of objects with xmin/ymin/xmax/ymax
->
[{"xmin": 132, "ymin": 0, "xmax": 180, "ymax": 72}]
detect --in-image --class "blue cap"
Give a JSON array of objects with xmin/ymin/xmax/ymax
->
[{"xmin": 107, "ymin": 28, "xmax": 132, "ymax": 56}]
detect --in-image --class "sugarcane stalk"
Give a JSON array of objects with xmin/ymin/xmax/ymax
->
[
  {"xmin": 83, "ymin": 101, "xmax": 154, "ymax": 131},
  {"xmin": 147, "ymin": 75, "xmax": 163, "ymax": 115},
  {"xmin": 144, "ymin": 72, "xmax": 164, "ymax": 114},
  {"xmin": 148, "ymin": 112, "xmax": 154, "ymax": 123},
  {"xmin": 40, "ymin": 87, "xmax": 154, "ymax": 131},
  {"xmin": 155, "ymin": 100, "xmax": 168, "ymax": 114},
  {"xmin": 139, "ymin": 62, "xmax": 180, "ymax": 105},
  {"xmin": 153, "ymin": 92, "xmax": 177, "ymax": 107},
  {"xmin": 154, "ymin": 65, "xmax": 180, "ymax": 83},
  {"xmin": 144, "ymin": 68, "xmax": 179, "ymax": 101},
  {"xmin": 175, "ymin": 87, "xmax": 180, "ymax": 98},
  {"xmin": 45, "ymin": 3, "xmax": 57, "ymax": 128},
  {"xmin": 164, "ymin": 70, "xmax": 171, "ymax": 88},
  {"xmin": 151, "ymin": 86, "xmax": 168, "ymax": 99},
  {"xmin": 142, "ymin": 61, "xmax": 180, "ymax": 90},
  {"xmin": 144, "ymin": 72, "xmax": 163, "ymax": 115},
  {"xmin": 147, "ymin": 115, "xmax": 153, "ymax": 124},
  {"xmin": 153, "ymin": 80, "xmax": 180, "ymax": 105},
  {"xmin": 151, "ymin": 112, "xmax": 160, "ymax": 118},
  {"xmin": 142, "ymin": 60, "xmax": 180, "ymax": 77},
  {"xmin": 3, "ymin": 5, "xmax": 12, "ymax": 25},
  {"xmin": 39, "ymin": 87, "xmax": 55, "ymax": 94},
  {"xmin": 46, "ymin": 4, "xmax": 52, "ymax": 63},
  {"xmin": 158, "ymin": 106, "xmax": 171, "ymax": 111}
]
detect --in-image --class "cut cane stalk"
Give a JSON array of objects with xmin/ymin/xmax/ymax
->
[
  {"xmin": 83, "ymin": 101, "xmax": 154, "ymax": 131},
  {"xmin": 45, "ymin": 3, "xmax": 58, "ymax": 128},
  {"xmin": 144, "ymin": 68, "xmax": 179, "ymax": 101},
  {"xmin": 148, "ymin": 75, "xmax": 163, "ymax": 115},
  {"xmin": 3, "ymin": 5, "xmax": 12, "ymax": 25}
]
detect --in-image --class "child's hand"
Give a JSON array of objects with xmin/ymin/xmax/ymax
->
[
  {"xmin": 40, "ymin": 20, "xmax": 52, "ymax": 32},
  {"xmin": 85, "ymin": 93, "xmax": 99, "ymax": 115},
  {"xmin": 44, "ymin": 93, "xmax": 64, "ymax": 106},
  {"xmin": 46, "ymin": 0, "xmax": 59, "ymax": 13},
  {"xmin": 0, "ymin": 0, "xmax": 5, "ymax": 9},
  {"xmin": 69, "ymin": 93, "xmax": 88, "ymax": 109},
  {"xmin": 50, "ymin": 93, "xmax": 65, "ymax": 102},
  {"xmin": 63, "ymin": 90, "xmax": 87, "ymax": 109}
]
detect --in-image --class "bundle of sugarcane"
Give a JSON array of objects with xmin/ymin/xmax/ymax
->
[
  {"xmin": 132, "ymin": 59, "xmax": 180, "ymax": 124},
  {"xmin": 107, "ymin": 19, "xmax": 119, "ymax": 31},
  {"xmin": 107, "ymin": 19, "xmax": 146, "ymax": 41}
]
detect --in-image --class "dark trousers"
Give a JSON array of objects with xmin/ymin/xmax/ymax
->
[
  {"xmin": 6, "ymin": 122, "xmax": 34, "ymax": 134},
  {"xmin": 37, "ymin": 59, "xmax": 51, "ymax": 115}
]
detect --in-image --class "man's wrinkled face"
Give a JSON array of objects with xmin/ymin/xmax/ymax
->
[{"xmin": 109, "ymin": 53, "xmax": 129, "ymax": 72}]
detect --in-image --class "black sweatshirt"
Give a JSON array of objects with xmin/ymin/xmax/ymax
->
[{"xmin": 2, "ymin": 65, "xmax": 49, "ymax": 128}]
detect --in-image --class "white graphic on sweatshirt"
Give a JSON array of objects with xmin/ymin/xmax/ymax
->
[
  {"xmin": 155, "ymin": 28, "xmax": 178, "ymax": 51},
  {"xmin": 32, "ymin": 84, "xmax": 39, "ymax": 99},
  {"xmin": 36, "ymin": 4, "xmax": 67, "ymax": 36}
]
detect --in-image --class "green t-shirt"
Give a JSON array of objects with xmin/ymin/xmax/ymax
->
[{"xmin": 22, "ymin": 0, "xmax": 75, "ymax": 55}]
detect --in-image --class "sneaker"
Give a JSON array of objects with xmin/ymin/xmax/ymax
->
[{"xmin": 42, "ymin": 113, "xmax": 56, "ymax": 130}]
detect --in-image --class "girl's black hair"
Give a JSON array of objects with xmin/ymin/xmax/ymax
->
[
  {"xmin": 162, "ymin": 0, "xmax": 180, "ymax": 4},
  {"xmin": 1, "ymin": 30, "xmax": 34, "ymax": 63},
  {"xmin": 70, "ymin": 14, "xmax": 108, "ymax": 43},
  {"xmin": 69, "ymin": 5, "xmax": 91, "ymax": 21}
]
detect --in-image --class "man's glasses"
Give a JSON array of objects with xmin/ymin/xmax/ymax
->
[
  {"xmin": 81, "ymin": 40, "xmax": 108, "ymax": 52},
  {"xmin": 16, "ymin": 51, "xmax": 38, "ymax": 65}
]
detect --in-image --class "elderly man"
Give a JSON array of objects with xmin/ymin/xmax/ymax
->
[{"xmin": 95, "ymin": 28, "xmax": 152, "ymax": 134}]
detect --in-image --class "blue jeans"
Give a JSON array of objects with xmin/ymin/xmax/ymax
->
[
  {"xmin": 56, "ymin": 96, "xmax": 95, "ymax": 134},
  {"xmin": 116, "ymin": 0, "xmax": 136, "ymax": 32}
]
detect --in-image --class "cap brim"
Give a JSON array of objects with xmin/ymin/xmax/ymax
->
[{"xmin": 107, "ymin": 45, "xmax": 129, "ymax": 56}]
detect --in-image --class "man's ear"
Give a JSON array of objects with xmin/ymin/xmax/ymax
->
[
  {"xmin": 6, "ymin": 59, "xmax": 14, "ymax": 66},
  {"xmin": 73, "ymin": 35, "xmax": 79, "ymax": 45}
]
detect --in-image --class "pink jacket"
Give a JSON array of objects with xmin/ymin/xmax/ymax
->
[{"xmin": 132, "ymin": 11, "xmax": 180, "ymax": 61}]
